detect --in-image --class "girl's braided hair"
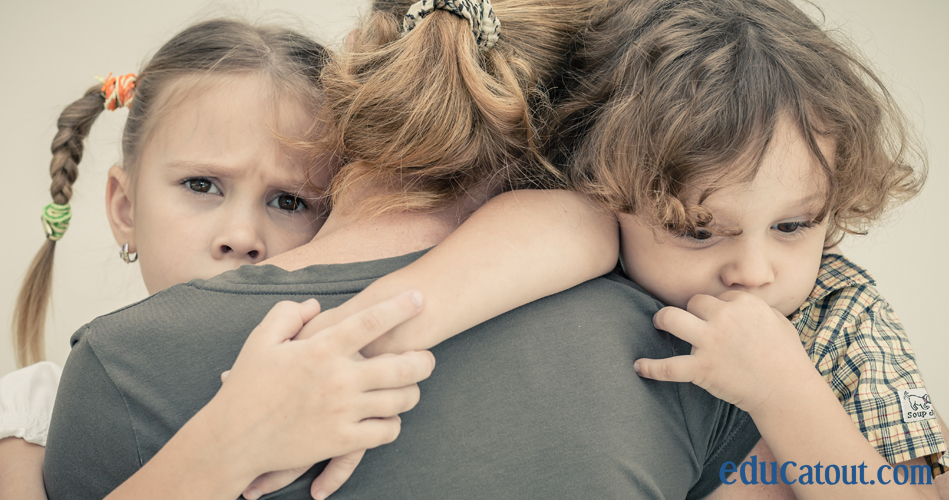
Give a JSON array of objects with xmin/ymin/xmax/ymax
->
[{"xmin": 13, "ymin": 19, "xmax": 328, "ymax": 367}]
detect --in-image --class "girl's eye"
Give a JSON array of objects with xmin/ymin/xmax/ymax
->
[
  {"xmin": 184, "ymin": 178, "xmax": 220, "ymax": 195},
  {"xmin": 270, "ymin": 194, "xmax": 308, "ymax": 212}
]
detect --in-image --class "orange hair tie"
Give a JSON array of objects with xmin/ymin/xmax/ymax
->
[{"xmin": 100, "ymin": 72, "xmax": 136, "ymax": 111}]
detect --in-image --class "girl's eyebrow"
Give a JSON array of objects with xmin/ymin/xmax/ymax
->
[
  {"xmin": 165, "ymin": 160, "xmax": 312, "ymax": 192},
  {"xmin": 165, "ymin": 160, "xmax": 236, "ymax": 179}
]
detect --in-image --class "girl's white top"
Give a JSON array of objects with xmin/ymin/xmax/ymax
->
[{"xmin": 0, "ymin": 361, "xmax": 61, "ymax": 446}]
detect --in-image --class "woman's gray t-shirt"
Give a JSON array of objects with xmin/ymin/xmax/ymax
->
[{"xmin": 44, "ymin": 251, "xmax": 759, "ymax": 499}]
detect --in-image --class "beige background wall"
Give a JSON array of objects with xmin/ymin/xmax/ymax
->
[{"xmin": 0, "ymin": 0, "xmax": 946, "ymax": 422}]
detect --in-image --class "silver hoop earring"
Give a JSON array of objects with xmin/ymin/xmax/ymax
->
[{"xmin": 119, "ymin": 242, "xmax": 138, "ymax": 264}]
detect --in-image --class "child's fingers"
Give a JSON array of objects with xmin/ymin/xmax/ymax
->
[
  {"xmin": 294, "ymin": 306, "xmax": 349, "ymax": 341},
  {"xmin": 248, "ymin": 299, "xmax": 321, "ymax": 348},
  {"xmin": 242, "ymin": 467, "xmax": 310, "ymax": 500},
  {"xmin": 352, "ymin": 415, "xmax": 403, "ymax": 450},
  {"xmin": 683, "ymin": 293, "xmax": 723, "ymax": 321},
  {"xmin": 634, "ymin": 356, "xmax": 697, "ymax": 383},
  {"xmin": 652, "ymin": 307, "xmax": 704, "ymax": 345},
  {"xmin": 309, "ymin": 291, "xmax": 424, "ymax": 355},
  {"xmin": 310, "ymin": 450, "xmax": 365, "ymax": 500},
  {"xmin": 362, "ymin": 383, "xmax": 423, "ymax": 419},
  {"xmin": 359, "ymin": 351, "xmax": 436, "ymax": 390}
]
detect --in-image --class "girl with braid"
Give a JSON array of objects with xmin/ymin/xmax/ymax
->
[{"xmin": 11, "ymin": 32, "xmax": 329, "ymax": 371}]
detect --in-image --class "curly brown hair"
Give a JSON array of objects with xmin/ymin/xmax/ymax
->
[{"xmin": 553, "ymin": 0, "xmax": 926, "ymax": 244}]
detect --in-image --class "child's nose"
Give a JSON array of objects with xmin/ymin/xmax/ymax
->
[
  {"xmin": 720, "ymin": 241, "xmax": 775, "ymax": 289},
  {"xmin": 212, "ymin": 222, "xmax": 266, "ymax": 263}
]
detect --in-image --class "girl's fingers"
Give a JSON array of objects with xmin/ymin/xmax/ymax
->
[
  {"xmin": 312, "ymin": 291, "xmax": 424, "ymax": 354},
  {"xmin": 634, "ymin": 356, "xmax": 697, "ymax": 383},
  {"xmin": 358, "ymin": 351, "xmax": 436, "ymax": 390},
  {"xmin": 361, "ymin": 384, "xmax": 423, "ymax": 418},
  {"xmin": 652, "ymin": 307, "xmax": 705, "ymax": 345},
  {"xmin": 294, "ymin": 306, "xmax": 349, "ymax": 341},
  {"xmin": 248, "ymin": 299, "xmax": 321, "ymax": 348},
  {"xmin": 242, "ymin": 467, "xmax": 309, "ymax": 500},
  {"xmin": 310, "ymin": 450, "xmax": 365, "ymax": 500},
  {"xmin": 352, "ymin": 416, "xmax": 403, "ymax": 450}
]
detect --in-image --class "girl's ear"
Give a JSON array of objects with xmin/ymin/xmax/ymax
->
[{"xmin": 106, "ymin": 165, "xmax": 135, "ymax": 251}]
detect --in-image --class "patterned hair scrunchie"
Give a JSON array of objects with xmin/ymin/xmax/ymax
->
[
  {"xmin": 41, "ymin": 202, "xmax": 72, "ymax": 241},
  {"xmin": 403, "ymin": 0, "xmax": 500, "ymax": 51},
  {"xmin": 100, "ymin": 72, "xmax": 136, "ymax": 111}
]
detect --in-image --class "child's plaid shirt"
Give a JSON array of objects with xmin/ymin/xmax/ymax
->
[{"xmin": 788, "ymin": 254, "xmax": 947, "ymax": 477}]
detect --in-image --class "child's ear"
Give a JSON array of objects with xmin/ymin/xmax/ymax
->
[
  {"xmin": 105, "ymin": 165, "xmax": 135, "ymax": 251},
  {"xmin": 345, "ymin": 28, "xmax": 361, "ymax": 50}
]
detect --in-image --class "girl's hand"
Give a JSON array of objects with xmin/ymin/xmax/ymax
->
[
  {"xmin": 105, "ymin": 293, "xmax": 435, "ymax": 500},
  {"xmin": 226, "ymin": 292, "xmax": 431, "ymax": 500},
  {"xmin": 634, "ymin": 290, "xmax": 816, "ymax": 416},
  {"xmin": 242, "ymin": 450, "xmax": 362, "ymax": 500},
  {"xmin": 203, "ymin": 292, "xmax": 436, "ymax": 482}
]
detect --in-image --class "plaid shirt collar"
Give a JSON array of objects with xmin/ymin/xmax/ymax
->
[{"xmin": 789, "ymin": 253, "xmax": 875, "ymax": 324}]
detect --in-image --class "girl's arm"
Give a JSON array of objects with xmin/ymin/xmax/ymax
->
[
  {"xmin": 304, "ymin": 189, "xmax": 619, "ymax": 356},
  {"xmin": 0, "ymin": 361, "xmax": 61, "ymax": 500},
  {"xmin": 0, "ymin": 438, "xmax": 46, "ymax": 500}
]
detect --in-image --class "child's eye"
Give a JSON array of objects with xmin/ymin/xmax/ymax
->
[
  {"xmin": 270, "ymin": 194, "xmax": 308, "ymax": 212},
  {"xmin": 686, "ymin": 227, "xmax": 713, "ymax": 240},
  {"xmin": 772, "ymin": 221, "xmax": 815, "ymax": 234},
  {"xmin": 184, "ymin": 178, "xmax": 221, "ymax": 195},
  {"xmin": 673, "ymin": 226, "xmax": 718, "ymax": 247}
]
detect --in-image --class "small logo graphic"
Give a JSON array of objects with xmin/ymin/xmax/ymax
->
[
  {"xmin": 899, "ymin": 388, "xmax": 935, "ymax": 423},
  {"xmin": 903, "ymin": 391, "xmax": 931, "ymax": 411}
]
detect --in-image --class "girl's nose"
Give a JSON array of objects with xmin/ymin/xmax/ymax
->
[
  {"xmin": 720, "ymin": 240, "xmax": 775, "ymax": 289},
  {"xmin": 211, "ymin": 222, "xmax": 266, "ymax": 263}
]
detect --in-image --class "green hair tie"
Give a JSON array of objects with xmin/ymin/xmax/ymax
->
[{"xmin": 41, "ymin": 202, "xmax": 72, "ymax": 241}]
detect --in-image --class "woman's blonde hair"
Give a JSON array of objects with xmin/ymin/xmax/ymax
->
[
  {"xmin": 320, "ymin": 0, "xmax": 600, "ymax": 216},
  {"xmin": 553, "ymin": 0, "xmax": 925, "ymax": 243},
  {"xmin": 13, "ymin": 19, "xmax": 328, "ymax": 367}
]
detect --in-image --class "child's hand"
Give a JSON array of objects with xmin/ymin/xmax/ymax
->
[
  {"xmin": 308, "ymin": 450, "xmax": 363, "ymax": 499},
  {"xmin": 233, "ymin": 292, "xmax": 430, "ymax": 500},
  {"xmin": 204, "ymin": 292, "xmax": 435, "ymax": 491},
  {"xmin": 634, "ymin": 290, "xmax": 816, "ymax": 416},
  {"xmin": 241, "ymin": 450, "xmax": 363, "ymax": 500}
]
